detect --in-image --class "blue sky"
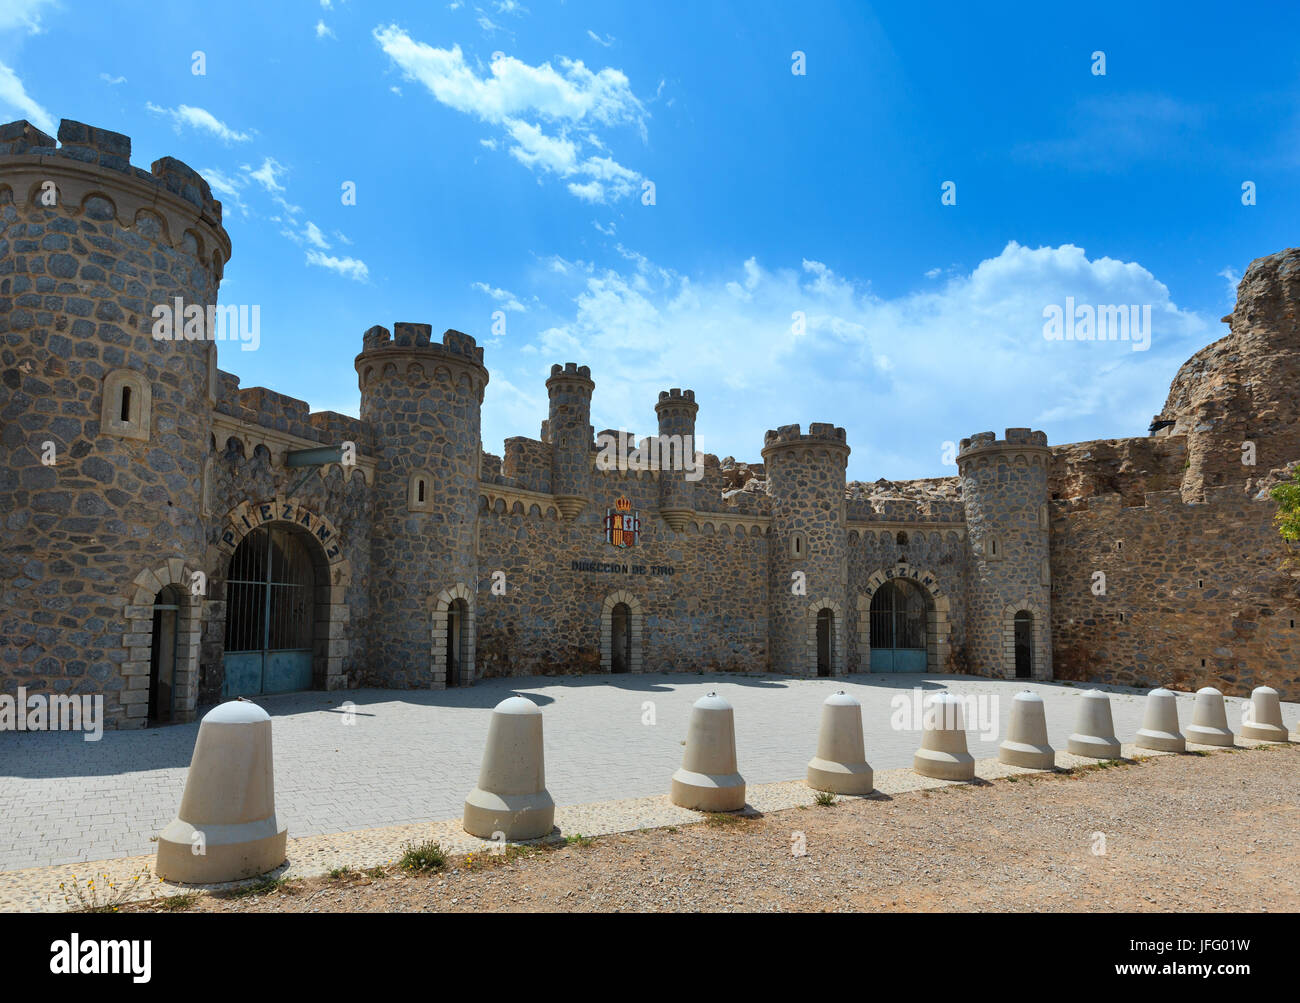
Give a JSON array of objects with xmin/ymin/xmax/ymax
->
[{"xmin": 1, "ymin": 0, "xmax": 1296, "ymax": 479}]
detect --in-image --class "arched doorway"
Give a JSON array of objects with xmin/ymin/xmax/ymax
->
[
  {"xmin": 610, "ymin": 602, "xmax": 632, "ymax": 673},
  {"xmin": 1014, "ymin": 611, "xmax": 1033, "ymax": 678},
  {"xmin": 222, "ymin": 525, "xmax": 317, "ymax": 697},
  {"xmin": 446, "ymin": 598, "xmax": 469, "ymax": 687},
  {"xmin": 816, "ymin": 608, "xmax": 833, "ymax": 677},
  {"xmin": 869, "ymin": 578, "xmax": 928, "ymax": 672},
  {"xmin": 148, "ymin": 584, "xmax": 183, "ymax": 724}
]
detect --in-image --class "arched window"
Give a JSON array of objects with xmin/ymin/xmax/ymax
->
[
  {"xmin": 101, "ymin": 369, "xmax": 151, "ymax": 441},
  {"xmin": 149, "ymin": 584, "xmax": 184, "ymax": 724},
  {"xmin": 896, "ymin": 531, "xmax": 908, "ymax": 546},
  {"xmin": 445, "ymin": 598, "xmax": 469, "ymax": 687}
]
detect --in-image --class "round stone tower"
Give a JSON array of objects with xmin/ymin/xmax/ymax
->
[
  {"xmin": 355, "ymin": 324, "xmax": 488, "ymax": 687},
  {"xmin": 762, "ymin": 422, "xmax": 850, "ymax": 676},
  {"xmin": 957, "ymin": 428, "xmax": 1053, "ymax": 679},
  {"xmin": 0, "ymin": 118, "xmax": 230, "ymax": 728},
  {"xmin": 544, "ymin": 362, "xmax": 594, "ymax": 520},
  {"xmin": 654, "ymin": 387, "xmax": 697, "ymax": 531}
]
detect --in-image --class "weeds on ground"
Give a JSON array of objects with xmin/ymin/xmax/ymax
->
[
  {"xmin": 55, "ymin": 870, "xmax": 150, "ymax": 913},
  {"xmin": 813, "ymin": 790, "xmax": 837, "ymax": 807},
  {"xmin": 398, "ymin": 840, "xmax": 446, "ymax": 873}
]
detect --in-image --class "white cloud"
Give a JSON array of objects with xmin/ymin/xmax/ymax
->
[
  {"xmin": 199, "ymin": 166, "xmax": 250, "ymax": 217},
  {"xmin": 1217, "ymin": 267, "xmax": 1240, "ymax": 309},
  {"xmin": 495, "ymin": 0, "xmax": 527, "ymax": 13},
  {"xmin": 0, "ymin": 0, "xmax": 56, "ymax": 34},
  {"xmin": 0, "ymin": 59, "xmax": 53, "ymax": 132},
  {"xmin": 477, "ymin": 15, "xmax": 501, "ymax": 33},
  {"xmin": 498, "ymin": 241, "xmax": 1209, "ymax": 479},
  {"xmin": 315, "ymin": 20, "xmax": 335, "ymax": 39},
  {"xmin": 99, "ymin": 73, "xmax": 127, "ymax": 86},
  {"xmin": 282, "ymin": 219, "xmax": 332, "ymax": 249},
  {"xmin": 472, "ymin": 281, "xmax": 526, "ymax": 312},
  {"xmin": 245, "ymin": 157, "xmax": 287, "ymax": 193},
  {"xmin": 306, "ymin": 249, "xmax": 369, "ymax": 282},
  {"xmin": 146, "ymin": 103, "xmax": 252, "ymax": 143},
  {"xmin": 593, "ymin": 220, "xmax": 616, "ymax": 236},
  {"xmin": 373, "ymin": 27, "xmax": 648, "ymax": 204},
  {"xmin": 587, "ymin": 30, "xmax": 614, "ymax": 47}
]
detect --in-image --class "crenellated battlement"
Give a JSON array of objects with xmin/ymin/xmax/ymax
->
[
  {"xmin": 959, "ymin": 427, "xmax": 1050, "ymax": 455},
  {"xmin": 761, "ymin": 422, "xmax": 849, "ymax": 457},
  {"xmin": 359, "ymin": 324, "xmax": 484, "ymax": 363},
  {"xmin": 546, "ymin": 361, "xmax": 595, "ymax": 389},
  {"xmin": 0, "ymin": 117, "xmax": 230, "ymax": 268},
  {"xmin": 655, "ymin": 387, "xmax": 698, "ymax": 415}
]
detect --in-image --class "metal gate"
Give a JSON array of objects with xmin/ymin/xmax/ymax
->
[
  {"xmin": 223, "ymin": 526, "xmax": 315, "ymax": 697},
  {"xmin": 869, "ymin": 579, "xmax": 928, "ymax": 672}
]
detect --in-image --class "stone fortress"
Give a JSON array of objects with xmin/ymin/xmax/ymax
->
[{"xmin": 0, "ymin": 118, "xmax": 1297, "ymax": 729}]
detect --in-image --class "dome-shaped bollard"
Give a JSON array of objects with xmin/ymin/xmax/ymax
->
[
  {"xmin": 806, "ymin": 691, "xmax": 874, "ymax": 795},
  {"xmin": 998, "ymin": 691, "xmax": 1055, "ymax": 769},
  {"xmin": 1134, "ymin": 687, "xmax": 1186, "ymax": 753},
  {"xmin": 671, "ymin": 692, "xmax": 746, "ymax": 811},
  {"xmin": 1240, "ymin": 686, "xmax": 1289, "ymax": 742},
  {"xmin": 463, "ymin": 695, "xmax": 555, "ymax": 841},
  {"xmin": 913, "ymin": 693, "xmax": 975, "ymax": 781},
  {"xmin": 1185, "ymin": 687, "xmax": 1234, "ymax": 747},
  {"xmin": 1067, "ymin": 689, "xmax": 1122, "ymax": 758},
  {"xmin": 155, "ymin": 699, "xmax": 287, "ymax": 884}
]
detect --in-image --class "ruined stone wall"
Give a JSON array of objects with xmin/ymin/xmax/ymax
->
[
  {"xmin": 1049, "ymin": 487, "xmax": 1299, "ymax": 696},
  {"xmin": 475, "ymin": 468, "xmax": 770, "ymax": 676},
  {"xmin": 501, "ymin": 435, "xmax": 552, "ymax": 493}
]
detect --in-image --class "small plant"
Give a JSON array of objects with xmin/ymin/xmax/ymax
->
[
  {"xmin": 703, "ymin": 811, "xmax": 749, "ymax": 827},
  {"xmin": 154, "ymin": 892, "xmax": 197, "ymax": 911},
  {"xmin": 367, "ymin": 866, "xmax": 387, "ymax": 879},
  {"xmin": 564, "ymin": 833, "xmax": 595, "ymax": 848},
  {"xmin": 227, "ymin": 875, "xmax": 286, "ymax": 899},
  {"xmin": 813, "ymin": 790, "xmax": 837, "ymax": 807},
  {"xmin": 398, "ymin": 840, "xmax": 446, "ymax": 873},
  {"xmin": 57, "ymin": 870, "xmax": 149, "ymax": 913},
  {"xmin": 328, "ymin": 866, "xmax": 352, "ymax": 879}
]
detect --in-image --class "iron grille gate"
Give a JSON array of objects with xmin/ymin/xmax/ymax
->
[
  {"xmin": 223, "ymin": 526, "xmax": 315, "ymax": 697},
  {"xmin": 869, "ymin": 578, "xmax": 928, "ymax": 672}
]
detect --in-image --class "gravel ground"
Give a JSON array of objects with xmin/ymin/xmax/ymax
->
[{"xmin": 131, "ymin": 744, "xmax": 1300, "ymax": 913}]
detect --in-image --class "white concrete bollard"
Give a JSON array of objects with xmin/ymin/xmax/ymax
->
[
  {"xmin": 806, "ymin": 691, "xmax": 874, "ymax": 795},
  {"xmin": 998, "ymin": 691, "xmax": 1055, "ymax": 770},
  {"xmin": 1240, "ymin": 686, "xmax": 1289, "ymax": 742},
  {"xmin": 463, "ymin": 695, "xmax": 555, "ymax": 841},
  {"xmin": 155, "ymin": 699, "xmax": 287, "ymax": 884},
  {"xmin": 1134, "ymin": 687, "xmax": 1186, "ymax": 753},
  {"xmin": 1067, "ymin": 689, "xmax": 1122, "ymax": 759},
  {"xmin": 671, "ymin": 692, "xmax": 746, "ymax": 811},
  {"xmin": 913, "ymin": 693, "xmax": 975, "ymax": 781},
  {"xmin": 1185, "ymin": 686, "xmax": 1235, "ymax": 747}
]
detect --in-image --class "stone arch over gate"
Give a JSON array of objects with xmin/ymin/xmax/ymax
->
[
  {"xmin": 432, "ymin": 583, "xmax": 476, "ymax": 688},
  {"xmin": 211, "ymin": 497, "xmax": 352, "ymax": 696},
  {"xmin": 1002, "ymin": 600, "xmax": 1050, "ymax": 680},
  {"xmin": 859, "ymin": 566, "xmax": 952, "ymax": 672},
  {"xmin": 122, "ymin": 559, "xmax": 204, "ymax": 726},
  {"xmin": 805, "ymin": 597, "xmax": 845, "ymax": 676},
  {"xmin": 601, "ymin": 590, "xmax": 644, "ymax": 673}
]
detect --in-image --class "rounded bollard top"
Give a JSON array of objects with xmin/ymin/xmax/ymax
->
[
  {"xmin": 1196, "ymin": 686, "xmax": 1222, "ymax": 696},
  {"xmin": 1148, "ymin": 687, "xmax": 1174, "ymax": 697},
  {"xmin": 1013, "ymin": 691, "xmax": 1043, "ymax": 703},
  {"xmin": 824, "ymin": 691, "xmax": 860, "ymax": 707},
  {"xmin": 1081, "ymin": 688, "xmax": 1107, "ymax": 698},
  {"xmin": 493, "ymin": 695, "xmax": 541, "ymax": 716},
  {"xmin": 1252, "ymin": 685, "xmax": 1279, "ymax": 697},
  {"xmin": 694, "ymin": 692, "xmax": 732, "ymax": 711},
  {"xmin": 203, "ymin": 699, "xmax": 270, "ymax": 725}
]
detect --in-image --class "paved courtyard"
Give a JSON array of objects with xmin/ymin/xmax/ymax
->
[{"xmin": 0, "ymin": 673, "xmax": 1290, "ymax": 872}]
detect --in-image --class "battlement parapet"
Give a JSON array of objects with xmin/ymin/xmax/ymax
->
[
  {"xmin": 546, "ymin": 362, "xmax": 595, "ymax": 395},
  {"xmin": 0, "ymin": 118, "xmax": 229, "ymax": 264},
  {"xmin": 761, "ymin": 422, "xmax": 849, "ymax": 451},
  {"xmin": 655, "ymin": 387, "xmax": 698, "ymax": 416},
  {"xmin": 358, "ymin": 324, "xmax": 485, "ymax": 364},
  {"xmin": 958, "ymin": 428, "xmax": 1049, "ymax": 454}
]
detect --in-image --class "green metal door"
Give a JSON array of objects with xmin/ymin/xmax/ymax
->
[
  {"xmin": 868, "ymin": 578, "xmax": 928, "ymax": 672},
  {"xmin": 222, "ymin": 525, "xmax": 315, "ymax": 697}
]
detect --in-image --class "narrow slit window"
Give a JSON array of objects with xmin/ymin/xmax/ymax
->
[{"xmin": 119, "ymin": 385, "xmax": 132, "ymax": 422}]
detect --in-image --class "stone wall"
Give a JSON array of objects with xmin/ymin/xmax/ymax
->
[
  {"xmin": 1049, "ymin": 486, "xmax": 1299, "ymax": 696},
  {"xmin": 474, "ymin": 468, "xmax": 770, "ymax": 676}
]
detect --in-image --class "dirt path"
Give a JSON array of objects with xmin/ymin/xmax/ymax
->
[{"xmin": 130, "ymin": 745, "xmax": 1300, "ymax": 913}]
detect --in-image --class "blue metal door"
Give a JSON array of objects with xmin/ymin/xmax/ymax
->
[
  {"xmin": 868, "ymin": 578, "xmax": 928, "ymax": 672},
  {"xmin": 222, "ymin": 525, "xmax": 315, "ymax": 697}
]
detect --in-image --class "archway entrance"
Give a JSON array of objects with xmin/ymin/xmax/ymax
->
[
  {"xmin": 869, "ymin": 578, "xmax": 928, "ymax": 672},
  {"xmin": 1014, "ymin": 611, "xmax": 1033, "ymax": 678},
  {"xmin": 148, "ymin": 584, "xmax": 183, "ymax": 724},
  {"xmin": 222, "ymin": 525, "xmax": 317, "ymax": 697},
  {"xmin": 446, "ymin": 598, "xmax": 468, "ymax": 687},
  {"xmin": 610, "ymin": 602, "xmax": 632, "ymax": 673},
  {"xmin": 816, "ymin": 608, "xmax": 833, "ymax": 677}
]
